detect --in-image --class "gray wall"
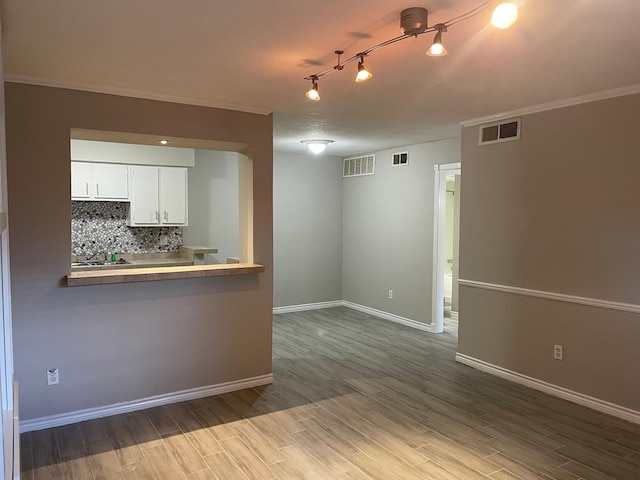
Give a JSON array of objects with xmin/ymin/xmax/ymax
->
[
  {"xmin": 458, "ymin": 93, "xmax": 640, "ymax": 410},
  {"xmin": 183, "ymin": 150, "xmax": 240, "ymax": 264},
  {"xmin": 273, "ymin": 152, "xmax": 343, "ymax": 308},
  {"xmin": 5, "ymin": 83, "xmax": 273, "ymax": 421},
  {"xmin": 342, "ymin": 139, "xmax": 460, "ymax": 325}
]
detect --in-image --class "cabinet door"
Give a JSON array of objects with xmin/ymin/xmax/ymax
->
[
  {"xmin": 94, "ymin": 164, "xmax": 128, "ymax": 200},
  {"xmin": 71, "ymin": 162, "xmax": 93, "ymax": 199},
  {"xmin": 159, "ymin": 167, "xmax": 187, "ymax": 225},
  {"xmin": 129, "ymin": 166, "xmax": 159, "ymax": 225}
]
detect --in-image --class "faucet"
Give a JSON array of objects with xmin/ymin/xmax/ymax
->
[{"xmin": 85, "ymin": 252, "xmax": 107, "ymax": 262}]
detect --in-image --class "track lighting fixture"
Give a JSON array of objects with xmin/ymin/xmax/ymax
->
[
  {"xmin": 355, "ymin": 56, "xmax": 372, "ymax": 82},
  {"xmin": 305, "ymin": 77, "xmax": 320, "ymax": 101},
  {"xmin": 303, "ymin": 0, "xmax": 519, "ymax": 100},
  {"xmin": 426, "ymin": 24, "xmax": 447, "ymax": 57},
  {"xmin": 300, "ymin": 139, "xmax": 335, "ymax": 154}
]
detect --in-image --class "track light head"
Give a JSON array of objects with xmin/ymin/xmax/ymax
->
[
  {"xmin": 491, "ymin": 2, "xmax": 518, "ymax": 29},
  {"xmin": 305, "ymin": 77, "xmax": 320, "ymax": 101},
  {"xmin": 427, "ymin": 24, "xmax": 448, "ymax": 56},
  {"xmin": 355, "ymin": 57, "xmax": 372, "ymax": 83}
]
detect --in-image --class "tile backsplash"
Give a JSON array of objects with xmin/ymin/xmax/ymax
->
[{"xmin": 71, "ymin": 201, "xmax": 183, "ymax": 256}]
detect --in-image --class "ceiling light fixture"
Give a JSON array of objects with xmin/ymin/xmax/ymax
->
[
  {"xmin": 355, "ymin": 56, "xmax": 373, "ymax": 82},
  {"xmin": 305, "ymin": 76, "xmax": 320, "ymax": 101},
  {"xmin": 300, "ymin": 139, "xmax": 335, "ymax": 154},
  {"xmin": 159, "ymin": 140, "xmax": 169, "ymax": 145},
  {"xmin": 426, "ymin": 24, "xmax": 448, "ymax": 56},
  {"xmin": 303, "ymin": 0, "xmax": 518, "ymax": 99}
]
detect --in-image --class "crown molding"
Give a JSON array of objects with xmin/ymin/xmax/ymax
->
[
  {"xmin": 461, "ymin": 83, "xmax": 640, "ymax": 127},
  {"xmin": 3, "ymin": 74, "xmax": 273, "ymax": 115}
]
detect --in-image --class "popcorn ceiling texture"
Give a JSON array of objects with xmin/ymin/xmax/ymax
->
[{"xmin": 71, "ymin": 201, "xmax": 183, "ymax": 256}]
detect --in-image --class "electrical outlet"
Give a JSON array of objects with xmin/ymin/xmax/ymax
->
[
  {"xmin": 388, "ymin": 290, "xmax": 393, "ymax": 299},
  {"xmin": 47, "ymin": 367, "xmax": 59, "ymax": 385},
  {"xmin": 553, "ymin": 345, "xmax": 563, "ymax": 360},
  {"xmin": 159, "ymin": 234, "xmax": 169, "ymax": 246}
]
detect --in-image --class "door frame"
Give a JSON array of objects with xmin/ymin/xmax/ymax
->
[{"xmin": 431, "ymin": 162, "xmax": 460, "ymax": 333}]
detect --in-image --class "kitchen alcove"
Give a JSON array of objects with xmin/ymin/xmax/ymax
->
[{"xmin": 67, "ymin": 130, "xmax": 260, "ymax": 285}]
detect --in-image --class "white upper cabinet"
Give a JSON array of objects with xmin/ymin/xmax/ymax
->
[
  {"xmin": 94, "ymin": 164, "xmax": 129, "ymax": 199},
  {"xmin": 128, "ymin": 166, "xmax": 188, "ymax": 226},
  {"xmin": 159, "ymin": 167, "xmax": 188, "ymax": 225},
  {"xmin": 71, "ymin": 162, "xmax": 93, "ymax": 199},
  {"xmin": 128, "ymin": 166, "xmax": 160, "ymax": 225},
  {"xmin": 71, "ymin": 162, "xmax": 129, "ymax": 201}
]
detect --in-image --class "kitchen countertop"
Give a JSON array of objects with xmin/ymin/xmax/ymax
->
[
  {"xmin": 67, "ymin": 246, "xmax": 261, "ymax": 285},
  {"xmin": 67, "ymin": 263, "xmax": 265, "ymax": 286},
  {"xmin": 71, "ymin": 246, "xmax": 219, "ymax": 272}
]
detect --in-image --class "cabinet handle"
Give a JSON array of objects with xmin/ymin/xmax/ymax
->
[
  {"xmin": 155, "ymin": 211, "xmax": 159, "ymax": 222},
  {"xmin": 85, "ymin": 183, "xmax": 89, "ymax": 195},
  {"xmin": 164, "ymin": 211, "xmax": 168, "ymax": 222},
  {"xmin": 96, "ymin": 183, "xmax": 99, "ymax": 196}
]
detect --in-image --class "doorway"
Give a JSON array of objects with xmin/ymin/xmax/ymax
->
[{"xmin": 431, "ymin": 163, "xmax": 460, "ymax": 334}]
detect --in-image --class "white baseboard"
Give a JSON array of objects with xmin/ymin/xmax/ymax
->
[
  {"xmin": 343, "ymin": 301, "xmax": 434, "ymax": 332},
  {"xmin": 455, "ymin": 353, "xmax": 640, "ymax": 425},
  {"xmin": 19, "ymin": 373, "xmax": 273, "ymax": 433},
  {"xmin": 272, "ymin": 301, "xmax": 343, "ymax": 314},
  {"xmin": 273, "ymin": 300, "xmax": 433, "ymax": 332}
]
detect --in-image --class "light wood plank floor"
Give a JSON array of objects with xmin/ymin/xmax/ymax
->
[{"xmin": 21, "ymin": 307, "xmax": 640, "ymax": 479}]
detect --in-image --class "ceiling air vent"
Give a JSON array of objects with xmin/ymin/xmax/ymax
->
[
  {"xmin": 344, "ymin": 155, "xmax": 375, "ymax": 178},
  {"xmin": 393, "ymin": 152, "xmax": 409, "ymax": 166},
  {"xmin": 479, "ymin": 118, "xmax": 521, "ymax": 145}
]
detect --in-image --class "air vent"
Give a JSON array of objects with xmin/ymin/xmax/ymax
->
[
  {"xmin": 479, "ymin": 118, "xmax": 521, "ymax": 145},
  {"xmin": 392, "ymin": 152, "xmax": 409, "ymax": 166},
  {"xmin": 344, "ymin": 155, "xmax": 375, "ymax": 178}
]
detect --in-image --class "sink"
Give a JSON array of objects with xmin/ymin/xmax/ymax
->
[{"xmin": 72, "ymin": 259, "xmax": 131, "ymax": 267}]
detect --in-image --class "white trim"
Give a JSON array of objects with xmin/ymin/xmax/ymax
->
[
  {"xmin": 455, "ymin": 353, "xmax": 640, "ymax": 425},
  {"xmin": 343, "ymin": 301, "xmax": 434, "ymax": 332},
  {"xmin": 432, "ymin": 163, "xmax": 461, "ymax": 334},
  {"xmin": 434, "ymin": 162, "xmax": 461, "ymax": 171},
  {"xmin": 19, "ymin": 374, "xmax": 273, "ymax": 433},
  {"xmin": 449, "ymin": 311, "xmax": 459, "ymax": 321},
  {"xmin": 4, "ymin": 75, "xmax": 271, "ymax": 116},
  {"xmin": 461, "ymin": 84, "xmax": 640, "ymax": 127},
  {"xmin": 458, "ymin": 279, "xmax": 640, "ymax": 314},
  {"xmin": 273, "ymin": 301, "xmax": 343, "ymax": 314},
  {"xmin": 273, "ymin": 301, "xmax": 434, "ymax": 332}
]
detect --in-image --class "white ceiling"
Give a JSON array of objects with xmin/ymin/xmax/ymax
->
[{"xmin": 1, "ymin": 0, "xmax": 639, "ymax": 157}]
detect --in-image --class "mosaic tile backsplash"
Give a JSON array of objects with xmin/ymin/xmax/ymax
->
[{"xmin": 71, "ymin": 201, "xmax": 183, "ymax": 256}]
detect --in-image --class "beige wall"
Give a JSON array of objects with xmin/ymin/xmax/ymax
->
[
  {"xmin": 273, "ymin": 152, "xmax": 343, "ymax": 307},
  {"xmin": 5, "ymin": 83, "xmax": 273, "ymax": 420},
  {"xmin": 459, "ymin": 93, "xmax": 640, "ymax": 410},
  {"xmin": 342, "ymin": 139, "xmax": 461, "ymax": 325}
]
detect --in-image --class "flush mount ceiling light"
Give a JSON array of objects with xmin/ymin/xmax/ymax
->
[
  {"xmin": 300, "ymin": 139, "xmax": 335, "ymax": 154},
  {"xmin": 159, "ymin": 140, "xmax": 169, "ymax": 145},
  {"xmin": 304, "ymin": 0, "xmax": 518, "ymax": 99}
]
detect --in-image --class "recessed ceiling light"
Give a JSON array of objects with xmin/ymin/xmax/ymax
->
[{"xmin": 159, "ymin": 139, "xmax": 169, "ymax": 145}]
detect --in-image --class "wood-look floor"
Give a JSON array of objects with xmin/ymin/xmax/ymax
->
[{"xmin": 21, "ymin": 307, "xmax": 640, "ymax": 479}]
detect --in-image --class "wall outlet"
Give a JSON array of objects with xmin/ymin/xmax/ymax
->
[
  {"xmin": 553, "ymin": 345, "xmax": 563, "ymax": 360},
  {"xmin": 47, "ymin": 367, "xmax": 59, "ymax": 385},
  {"xmin": 388, "ymin": 290, "xmax": 393, "ymax": 299},
  {"xmin": 159, "ymin": 234, "xmax": 169, "ymax": 246}
]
